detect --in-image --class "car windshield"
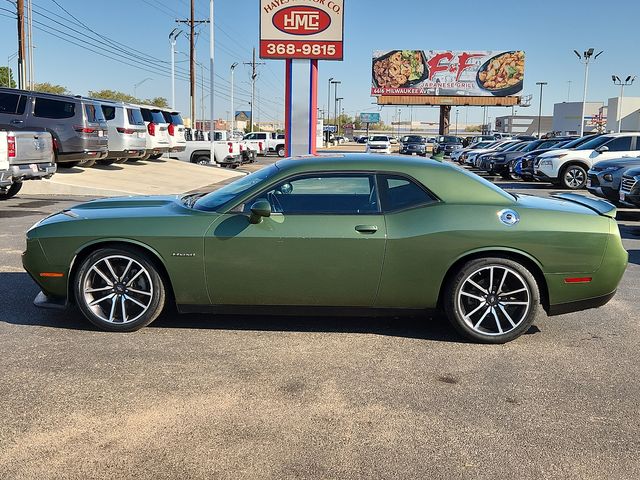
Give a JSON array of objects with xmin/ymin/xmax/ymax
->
[
  {"xmin": 370, "ymin": 136, "xmax": 388, "ymax": 142},
  {"xmin": 520, "ymin": 140, "xmax": 546, "ymax": 152},
  {"xmin": 405, "ymin": 136, "xmax": 425, "ymax": 143},
  {"xmin": 576, "ymin": 136, "xmax": 613, "ymax": 150},
  {"xmin": 442, "ymin": 136, "xmax": 461, "ymax": 143},
  {"xmin": 561, "ymin": 135, "xmax": 596, "ymax": 148},
  {"xmin": 193, "ymin": 164, "xmax": 279, "ymax": 211},
  {"xmin": 496, "ymin": 142, "xmax": 520, "ymax": 151}
]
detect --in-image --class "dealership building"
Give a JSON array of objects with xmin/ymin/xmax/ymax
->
[
  {"xmin": 494, "ymin": 115, "xmax": 552, "ymax": 136},
  {"xmin": 606, "ymin": 97, "xmax": 640, "ymax": 132},
  {"xmin": 552, "ymin": 102, "xmax": 605, "ymax": 135}
]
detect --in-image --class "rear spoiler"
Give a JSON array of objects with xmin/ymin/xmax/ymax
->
[{"xmin": 552, "ymin": 193, "xmax": 617, "ymax": 218}]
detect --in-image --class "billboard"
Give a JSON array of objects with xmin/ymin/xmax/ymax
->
[
  {"xmin": 360, "ymin": 112, "xmax": 381, "ymax": 124},
  {"xmin": 371, "ymin": 50, "xmax": 525, "ymax": 97},
  {"xmin": 259, "ymin": 0, "xmax": 344, "ymax": 60}
]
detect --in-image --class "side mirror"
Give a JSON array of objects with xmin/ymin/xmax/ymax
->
[
  {"xmin": 249, "ymin": 199, "xmax": 271, "ymax": 224},
  {"xmin": 596, "ymin": 145, "xmax": 609, "ymax": 153}
]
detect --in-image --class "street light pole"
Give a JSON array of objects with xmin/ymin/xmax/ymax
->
[
  {"xmin": 230, "ymin": 62, "xmax": 238, "ymax": 135},
  {"xmin": 169, "ymin": 29, "xmax": 183, "ymax": 110},
  {"xmin": 336, "ymin": 97, "xmax": 343, "ymax": 135},
  {"xmin": 574, "ymin": 48, "xmax": 603, "ymax": 137},
  {"xmin": 455, "ymin": 109, "xmax": 459, "ymax": 135},
  {"xmin": 133, "ymin": 77, "xmax": 152, "ymax": 99},
  {"xmin": 612, "ymin": 75, "xmax": 636, "ymax": 133},
  {"xmin": 331, "ymin": 80, "xmax": 341, "ymax": 128},
  {"xmin": 536, "ymin": 81, "xmax": 547, "ymax": 138}
]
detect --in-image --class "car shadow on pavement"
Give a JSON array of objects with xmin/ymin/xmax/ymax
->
[{"xmin": 0, "ymin": 272, "xmax": 541, "ymax": 342}]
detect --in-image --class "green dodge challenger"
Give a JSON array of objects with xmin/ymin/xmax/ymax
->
[{"xmin": 23, "ymin": 155, "xmax": 627, "ymax": 343}]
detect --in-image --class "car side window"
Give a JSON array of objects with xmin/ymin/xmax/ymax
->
[
  {"xmin": 0, "ymin": 93, "xmax": 21, "ymax": 114},
  {"xmin": 605, "ymin": 137, "xmax": 632, "ymax": 151},
  {"xmin": 378, "ymin": 174, "xmax": 436, "ymax": 212},
  {"xmin": 246, "ymin": 174, "xmax": 379, "ymax": 215},
  {"xmin": 633, "ymin": 137, "xmax": 640, "ymax": 151},
  {"xmin": 33, "ymin": 98, "xmax": 75, "ymax": 119},
  {"xmin": 101, "ymin": 105, "xmax": 116, "ymax": 121}
]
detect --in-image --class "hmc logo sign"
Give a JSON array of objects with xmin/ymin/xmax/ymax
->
[
  {"xmin": 273, "ymin": 6, "xmax": 332, "ymax": 36},
  {"xmin": 260, "ymin": 0, "xmax": 344, "ymax": 60}
]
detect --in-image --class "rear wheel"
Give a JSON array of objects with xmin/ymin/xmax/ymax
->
[
  {"xmin": 561, "ymin": 164, "xmax": 587, "ymax": 189},
  {"xmin": 81, "ymin": 159, "xmax": 96, "ymax": 168},
  {"xmin": 149, "ymin": 153, "xmax": 163, "ymax": 160},
  {"xmin": 192, "ymin": 155, "xmax": 211, "ymax": 165},
  {"xmin": 74, "ymin": 247, "xmax": 166, "ymax": 332},
  {"xmin": 0, "ymin": 182, "xmax": 22, "ymax": 200},
  {"xmin": 97, "ymin": 159, "xmax": 116, "ymax": 166},
  {"xmin": 277, "ymin": 145, "xmax": 285, "ymax": 157},
  {"xmin": 58, "ymin": 161, "xmax": 80, "ymax": 168},
  {"xmin": 444, "ymin": 257, "xmax": 540, "ymax": 343}
]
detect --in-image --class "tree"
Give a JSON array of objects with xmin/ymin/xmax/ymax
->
[
  {"xmin": 0, "ymin": 67, "xmax": 16, "ymax": 88},
  {"xmin": 144, "ymin": 97, "xmax": 169, "ymax": 108},
  {"xmin": 32, "ymin": 82, "xmax": 70, "ymax": 95},
  {"xmin": 88, "ymin": 89, "xmax": 139, "ymax": 104}
]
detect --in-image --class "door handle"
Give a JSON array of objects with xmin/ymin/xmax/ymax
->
[
  {"xmin": 10, "ymin": 119, "xmax": 23, "ymax": 124},
  {"xmin": 355, "ymin": 225, "xmax": 378, "ymax": 234}
]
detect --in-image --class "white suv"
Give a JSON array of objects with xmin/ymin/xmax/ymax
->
[
  {"xmin": 366, "ymin": 135, "xmax": 391, "ymax": 154},
  {"xmin": 534, "ymin": 133, "xmax": 640, "ymax": 189}
]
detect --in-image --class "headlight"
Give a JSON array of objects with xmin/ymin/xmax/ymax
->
[
  {"xmin": 603, "ymin": 174, "xmax": 614, "ymax": 182},
  {"xmin": 543, "ymin": 153, "xmax": 568, "ymax": 160},
  {"xmin": 540, "ymin": 160, "xmax": 553, "ymax": 167}
]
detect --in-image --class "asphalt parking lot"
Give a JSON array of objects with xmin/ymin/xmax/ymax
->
[{"xmin": 1, "ymin": 161, "xmax": 640, "ymax": 479}]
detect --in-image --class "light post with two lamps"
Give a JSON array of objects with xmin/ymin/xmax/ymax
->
[
  {"xmin": 574, "ymin": 48, "xmax": 603, "ymax": 137},
  {"xmin": 536, "ymin": 81, "xmax": 547, "ymax": 138},
  {"xmin": 612, "ymin": 75, "xmax": 636, "ymax": 133}
]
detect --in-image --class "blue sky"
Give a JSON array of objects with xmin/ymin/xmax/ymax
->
[{"xmin": 1, "ymin": 0, "xmax": 639, "ymax": 126}]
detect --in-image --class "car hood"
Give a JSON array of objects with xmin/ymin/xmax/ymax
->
[
  {"xmin": 591, "ymin": 157, "xmax": 640, "ymax": 169},
  {"xmin": 36, "ymin": 195, "xmax": 196, "ymax": 227}
]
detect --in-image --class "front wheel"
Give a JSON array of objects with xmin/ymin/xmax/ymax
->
[
  {"xmin": 561, "ymin": 164, "xmax": 587, "ymax": 189},
  {"xmin": 0, "ymin": 182, "xmax": 22, "ymax": 200},
  {"xmin": 193, "ymin": 155, "xmax": 211, "ymax": 165},
  {"xmin": 277, "ymin": 146, "xmax": 285, "ymax": 157},
  {"xmin": 443, "ymin": 257, "xmax": 540, "ymax": 343},
  {"xmin": 74, "ymin": 247, "xmax": 166, "ymax": 332}
]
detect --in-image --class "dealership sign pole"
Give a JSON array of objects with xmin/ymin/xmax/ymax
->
[{"xmin": 260, "ymin": 0, "xmax": 344, "ymax": 156}]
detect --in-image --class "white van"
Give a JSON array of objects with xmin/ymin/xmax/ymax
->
[
  {"xmin": 160, "ymin": 110, "xmax": 186, "ymax": 154},
  {"xmin": 138, "ymin": 105, "xmax": 170, "ymax": 160},
  {"xmin": 97, "ymin": 100, "xmax": 146, "ymax": 164}
]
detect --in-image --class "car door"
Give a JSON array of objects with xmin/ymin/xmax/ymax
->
[
  {"xmin": 596, "ymin": 136, "xmax": 634, "ymax": 163},
  {"xmin": 204, "ymin": 172, "xmax": 386, "ymax": 307}
]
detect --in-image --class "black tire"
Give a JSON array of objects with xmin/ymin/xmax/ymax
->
[
  {"xmin": 115, "ymin": 158, "xmax": 128, "ymax": 164},
  {"xmin": 149, "ymin": 153, "xmax": 163, "ymax": 160},
  {"xmin": 0, "ymin": 182, "xmax": 22, "ymax": 200},
  {"xmin": 74, "ymin": 247, "xmax": 166, "ymax": 332},
  {"xmin": 58, "ymin": 161, "xmax": 80, "ymax": 169},
  {"xmin": 560, "ymin": 164, "xmax": 587, "ymax": 190},
  {"xmin": 277, "ymin": 145, "xmax": 286, "ymax": 157},
  {"xmin": 443, "ymin": 257, "xmax": 540, "ymax": 344},
  {"xmin": 192, "ymin": 155, "xmax": 211, "ymax": 165},
  {"xmin": 81, "ymin": 159, "xmax": 96, "ymax": 168},
  {"xmin": 97, "ymin": 159, "xmax": 116, "ymax": 166}
]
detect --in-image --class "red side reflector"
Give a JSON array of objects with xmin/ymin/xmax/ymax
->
[
  {"xmin": 564, "ymin": 277, "xmax": 592, "ymax": 284},
  {"xmin": 39, "ymin": 272, "xmax": 64, "ymax": 278}
]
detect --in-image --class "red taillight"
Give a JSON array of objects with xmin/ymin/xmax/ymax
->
[
  {"xmin": 239, "ymin": 144, "xmax": 244, "ymax": 152},
  {"xmin": 52, "ymin": 137, "xmax": 58, "ymax": 152},
  {"xmin": 147, "ymin": 122, "xmax": 156, "ymax": 136},
  {"xmin": 7, "ymin": 135, "xmax": 16, "ymax": 158},
  {"xmin": 74, "ymin": 126, "xmax": 96, "ymax": 134},
  {"xmin": 168, "ymin": 124, "xmax": 175, "ymax": 136},
  {"xmin": 116, "ymin": 127, "xmax": 136, "ymax": 135},
  {"xmin": 227, "ymin": 142, "xmax": 233, "ymax": 153},
  {"xmin": 258, "ymin": 141, "xmax": 264, "ymax": 151}
]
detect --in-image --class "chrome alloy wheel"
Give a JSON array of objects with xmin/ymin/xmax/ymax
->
[
  {"xmin": 457, "ymin": 265, "xmax": 531, "ymax": 337},
  {"xmin": 564, "ymin": 167, "xmax": 585, "ymax": 188},
  {"xmin": 82, "ymin": 255, "xmax": 154, "ymax": 324}
]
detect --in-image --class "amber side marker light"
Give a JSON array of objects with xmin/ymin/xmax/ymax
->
[
  {"xmin": 39, "ymin": 272, "xmax": 64, "ymax": 278},
  {"xmin": 564, "ymin": 277, "xmax": 592, "ymax": 284}
]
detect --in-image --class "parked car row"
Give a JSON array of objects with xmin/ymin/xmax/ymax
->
[{"xmin": 0, "ymin": 87, "xmax": 187, "ymax": 169}]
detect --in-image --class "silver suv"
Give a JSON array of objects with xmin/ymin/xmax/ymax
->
[
  {"xmin": 97, "ymin": 100, "xmax": 147, "ymax": 165},
  {"xmin": 0, "ymin": 88, "xmax": 108, "ymax": 168}
]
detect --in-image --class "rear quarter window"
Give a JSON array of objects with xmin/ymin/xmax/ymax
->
[
  {"xmin": 127, "ymin": 108, "xmax": 145, "ymax": 125},
  {"xmin": 379, "ymin": 175, "xmax": 436, "ymax": 212},
  {"xmin": 34, "ymin": 98, "xmax": 75, "ymax": 119},
  {"xmin": 0, "ymin": 93, "xmax": 25, "ymax": 114},
  {"xmin": 101, "ymin": 105, "xmax": 116, "ymax": 121}
]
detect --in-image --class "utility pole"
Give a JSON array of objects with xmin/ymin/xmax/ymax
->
[
  {"xmin": 536, "ymin": 82, "xmax": 548, "ymax": 138},
  {"xmin": 176, "ymin": 1, "xmax": 209, "ymax": 128},
  {"xmin": 16, "ymin": 0, "xmax": 26, "ymax": 89},
  {"xmin": 26, "ymin": 0, "xmax": 33, "ymax": 89},
  {"xmin": 244, "ymin": 48, "xmax": 265, "ymax": 133}
]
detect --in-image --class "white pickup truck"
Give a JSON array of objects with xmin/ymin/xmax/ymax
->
[
  {"xmin": 1, "ymin": 130, "xmax": 56, "ymax": 200},
  {"xmin": 242, "ymin": 132, "xmax": 286, "ymax": 157},
  {"xmin": 169, "ymin": 130, "xmax": 242, "ymax": 168}
]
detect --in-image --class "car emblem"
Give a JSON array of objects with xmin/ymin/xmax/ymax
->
[{"xmin": 498, "ymin": 209, "xmax": 520, "ymax": 226}]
